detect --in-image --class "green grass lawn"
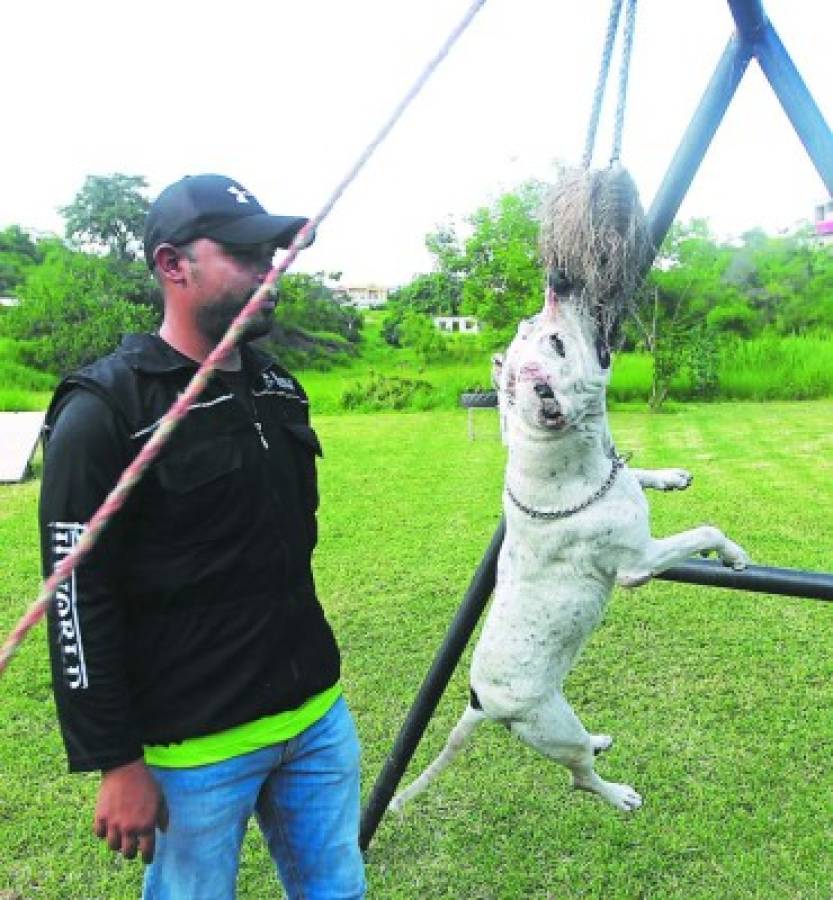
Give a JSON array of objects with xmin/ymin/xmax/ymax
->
[{"xmin": 1, "ymin": 401, "xmax": 832, "ymax": 898}]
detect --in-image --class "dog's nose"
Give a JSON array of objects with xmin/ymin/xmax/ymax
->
[{"xmin": 534, "ymin": 383, "xmax": 555, "ymax": 400}]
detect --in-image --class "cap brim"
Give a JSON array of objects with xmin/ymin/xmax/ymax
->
[{"xmin": 206, "ymin": 214, "xmax": 313, "ymax": 249}]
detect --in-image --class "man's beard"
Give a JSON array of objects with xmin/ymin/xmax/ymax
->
[{"xmin": 195, "ymin": 290, "xmax": 273, "ymax": 345}]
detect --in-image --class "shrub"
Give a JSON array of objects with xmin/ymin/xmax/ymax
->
[
  {"xmin": 1, "ymin": 244, "xmax": 159, "ymax": 374},
  {"xmin": 340, "ymin": 372, "xmax": 435, "ymax": 411}
]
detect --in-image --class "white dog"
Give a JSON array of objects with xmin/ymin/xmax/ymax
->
[{"xmin": 391, "ymin": 295, "xmax": 749, "ymax": 814}]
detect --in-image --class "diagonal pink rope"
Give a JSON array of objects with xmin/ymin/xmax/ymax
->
[{"xmin": 0, "ymin": 0, "xmax": 489, "ymax": 678}]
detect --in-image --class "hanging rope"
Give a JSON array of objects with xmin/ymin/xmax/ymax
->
[
  {"xmin": 0, "ymin": 0, "xmax": 489, "ymax": 678},
  {"xmin": 581, "ymin": 0, "xmax": 638, "ymax": 169},
  {"xmin": 582, "ymin": 0, "xmax": 623, "ymax": 169},
  {"xmin": 611, "ymin": 0, "xmax": 637, "ymax": 164}
]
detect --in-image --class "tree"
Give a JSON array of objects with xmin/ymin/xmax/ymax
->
[
  {"xmin": 398, "ymin": 310, "xmax": 446, "ymax": 365},
  {"xmin": 1, "ymin": 242, "xmax": 159, "ymax": 373},
  {"xmin": 391, "ymin": 180, "xmax": 547, "ymax": 344},
  {"xmin": 389, "ymin": 271, "xmax": 461, "ymax": 316},
  {"xmin": 382, "ymin": 272, "xmax": 462, "ymax": 347},
  {"xmin": 273, "ymin": 273, "xmax": 361, "ymax": 342},
  {"xmin": 631, "ymin": 221, "xmax": 736, "ymax": 407},
  {"xmin": 457, "ymin": 181, "xmax": 546, "ymax": 333},
  {"xmin": 0, "ymin": 225, "xmax": 43, "ymax": 294},
  {"xmin": 60, "ymin": 174, "xmax": 150, "ymax": 262},
  {"xmin": 264, "ymin": 272, "xmax": 362, "ymax": 368},
  {"xmin": 736, "ymin": 226, "xmax": 833, "ymax": 334}
]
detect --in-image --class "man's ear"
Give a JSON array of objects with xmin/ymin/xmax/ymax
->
[{"xmin": 153, "ymin": 244, "xmax": 189, "ymax": 286}]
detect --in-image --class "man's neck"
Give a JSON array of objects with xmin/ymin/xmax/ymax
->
[{"xmin": 158, "ymin": 322, "xmax": 242, "ymax": 371}]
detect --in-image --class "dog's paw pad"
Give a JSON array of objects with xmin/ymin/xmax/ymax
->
[
  {"xmin": 605, "ymin": 783, "xmax": 643, "ymax": 812},
  {"xmin": 665, "ymin": 469, "xmax": 693, "ymax": 490},
  {"xmin": 721, "ymin": 542, "xmax": 750, "ymax": 571}
]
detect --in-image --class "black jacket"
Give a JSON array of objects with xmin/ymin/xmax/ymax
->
[{"xmin": 40, "ymin": 333, "xmax": 340, "ymax": 772}]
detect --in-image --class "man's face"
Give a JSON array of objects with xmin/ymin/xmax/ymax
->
[{"xmin": 186, "ymin": 238, "xmax": 278, "ymax": 344}]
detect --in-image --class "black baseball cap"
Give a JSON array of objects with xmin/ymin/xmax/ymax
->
[{"xmin": 143, "ymin": 174, "xmax": 312, "ymax": 269}]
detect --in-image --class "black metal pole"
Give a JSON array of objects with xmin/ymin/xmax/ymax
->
[
  {"xmin": 657, "ymin": 559, "xmax": 833, "ymax": 601},
  {"xmin": 753, "ymin": 20, "xmax": 833, "ymax": 197},
  {"xmin": 647, "ymin": 34, "xmax": 752, "ymax": 251},
  {"xmin": 359, "ymin": 520, "xmax": 505, "ymax": 851}
]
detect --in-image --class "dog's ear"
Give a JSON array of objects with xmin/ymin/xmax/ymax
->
[{"xmin": 491, "ymin": 354, "xmax": 504, "ymax": 390}]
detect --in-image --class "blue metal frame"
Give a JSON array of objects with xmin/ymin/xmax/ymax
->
[
  {"xmin": 648, "ymin": 0, "xmax": 833, "ymax": 254},
  {"xmin": 359, "ymin": 1, "xmax": 833, "ymax": 851}
]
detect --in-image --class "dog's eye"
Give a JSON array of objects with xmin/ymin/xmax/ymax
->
[{"xmin": 549, "ymin": 334, "xmax": 565, "ymax": 357}]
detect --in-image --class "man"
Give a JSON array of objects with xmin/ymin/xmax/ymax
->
[{"xmin": 40, "ymin": 174, "xmax": 366, "ymax": 899}]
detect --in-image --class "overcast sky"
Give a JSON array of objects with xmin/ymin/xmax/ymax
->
[{"xmin": 2, "ymin": 0, "xmax": 831, "ymax": 285}]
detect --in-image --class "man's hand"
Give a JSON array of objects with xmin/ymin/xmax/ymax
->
[{"xmin": 94, "ymin": 759, "xmax": 169, "ymax": 864}]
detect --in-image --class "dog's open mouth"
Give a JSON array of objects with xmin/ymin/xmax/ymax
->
[{"xmin": 533, "ymin": 382, "xmax": 566, "ymax": 428}]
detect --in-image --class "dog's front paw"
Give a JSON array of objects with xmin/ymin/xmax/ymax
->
[
  {"xmin": 720, "ymin": 539, "xmax": 750, "ymax": 571},
  {"xmin": 660, "ymin": 468, "xmax": 693, "ymax": 491}
]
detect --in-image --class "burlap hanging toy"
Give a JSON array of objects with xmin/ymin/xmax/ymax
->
[{"xmin": 538, "ymin": 162, "xmax": 651, "ymax": 355}]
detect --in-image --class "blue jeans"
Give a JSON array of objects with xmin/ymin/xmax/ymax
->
[{"xmin": 142, "ymin": 697, "xmax": 366, "ymax": 899}]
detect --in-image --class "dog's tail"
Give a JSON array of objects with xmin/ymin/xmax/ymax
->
[{"xmin": 388, "ymin": 703, "xmax": 486, "ymax": 813}]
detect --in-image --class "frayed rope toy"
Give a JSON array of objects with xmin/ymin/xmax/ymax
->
[{"xmin": 538, "ymin": 162, "xmax": 651, "ymax": 349}]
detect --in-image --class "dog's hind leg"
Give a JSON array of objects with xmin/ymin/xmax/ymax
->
[
  {"xmin": 510, "ymin": 691, "xmax": 641, "ymax": 813},
  {"xmin": 388, "ymin": 705, "xmax": 486, "ymax": 813}
]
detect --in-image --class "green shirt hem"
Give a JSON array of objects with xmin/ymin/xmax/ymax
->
[{"xmin": 143, "ymin": 683, "xmax": 343, "ymax": 768}]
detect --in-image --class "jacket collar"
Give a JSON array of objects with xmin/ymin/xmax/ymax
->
[{"xmin": 120, "ymin": 333, "xmax": 274, "ymax": 377}]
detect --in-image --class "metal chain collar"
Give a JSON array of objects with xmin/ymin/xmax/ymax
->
[{"xmin": 505, "ymin": 455, "xmax": 625, "ymax": 521}]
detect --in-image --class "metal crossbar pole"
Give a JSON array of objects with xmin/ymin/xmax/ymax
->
[
  {"xmin": 656, "ymin": 559, "xmax": 833, "ymax": 601},
  {"xmin": 753, "ymin": 20, "xmax": 833, "ymax": 195},
  {"xmin": 646, "ymin": 33, "xmax": 752, "ymax": 252}
]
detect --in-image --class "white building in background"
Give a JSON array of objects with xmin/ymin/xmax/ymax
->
[
  {"xmin": 336, "ymin": 284, "xmax": 389, "ymax": 309},
  {"xmin": 814, "ymin": 199, "xmax": 833, "ymax": 239},
  {"xmin": 433, "ymin": 315, "xmax": 481, "ymax": 335}
]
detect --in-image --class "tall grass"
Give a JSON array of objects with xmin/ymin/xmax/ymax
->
[
  {"xmin": 1, "ymin": 329, "xmax": 832, "ymax": 413},
  {"xmin": 596, "ymin": 334, "xmax": 833, "ymax": 406},
  {"xmin": 0, "ymin": 338, "xmax": 56, "ymax": 410},
  {"xmin": 717, "ymin": 333, "xmax": 833, "ymax": 400}
]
